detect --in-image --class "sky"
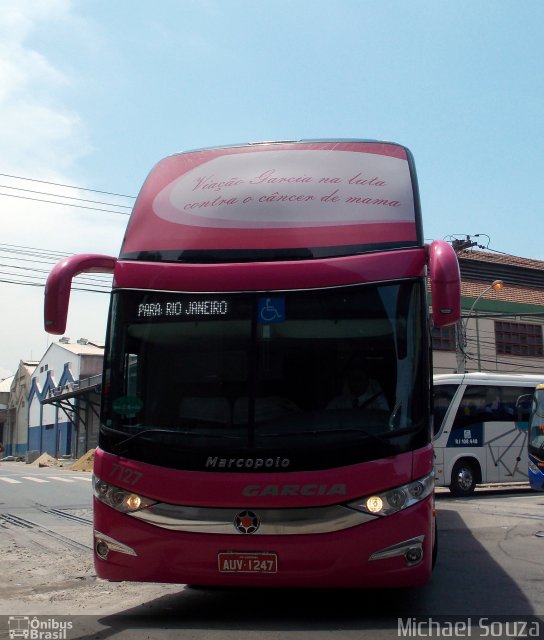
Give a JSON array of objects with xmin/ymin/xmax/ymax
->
[{"xmin": 1, "ymin": 0, "xmax": 543, "ymax": 378}]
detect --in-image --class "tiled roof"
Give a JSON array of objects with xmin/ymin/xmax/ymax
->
[
  {"xmin": 453, "ymin": 249, "xmax": 544, "ymax": 307},
  {"xmin": 461, "ymin": 280, "xmax": 544, "ymax": 306},
  {"xmin": 427, "ymin": 248, "xmax": 544, "ymax": 308},
  {"xmin": 458, "ymin": 249, "xmax": 544, "ymax": 271}
]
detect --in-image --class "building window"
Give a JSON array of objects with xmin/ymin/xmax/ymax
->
[
  {"xmin": 495, "ymin": 321, "xmax": 543, "ymax": 357},
  {"xmin": 432, "ymin": 324, "xmax": 457, "ymax": 351}
]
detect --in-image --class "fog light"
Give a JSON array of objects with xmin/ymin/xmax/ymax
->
[
  {"xmin": 96, "ymin": 540, "xmax": 109, "ymax": 559},
  {"xmin": 94, "ymin": 531, "xmax": 138, "ymax": 558},
  {"xmin": 405, "ymin": 546, "xmax": 423, "ymax": 564}
]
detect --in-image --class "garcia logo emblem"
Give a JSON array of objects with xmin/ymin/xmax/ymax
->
[{"xmin": 234, "ymin": 510, "xmax": 260, "ymax": 534}]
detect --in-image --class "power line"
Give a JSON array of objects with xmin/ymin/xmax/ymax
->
[
  {"xmin": 0, "ymin": 191, "xmax": 130, "ymax": 215},
  {"xmin": 0, "ymin": 264, "xmax": 111, "ymax": 287},
  {"xmin": 0, "ymin": 172, "xmax": 136, "ymax": 199},
  {"xmin": 0, "ymin": 184, "xmax": 133, "ymax": 209},
  {"xmin": 0, "ymin": 277, "xmax": 109, "ymax": 293},
  {"xmin": 0, "ymin": 243, "xmax": 113, "ymax": 292},
  {"xmin": 0, "ymin": 242, "xmax": 72, "ymax": 257},
  {"xmin": 0, "ymin": 172, "xmax": 136, "ymax": 217}
]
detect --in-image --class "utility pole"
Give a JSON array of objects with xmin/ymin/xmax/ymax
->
[
  {"xmin": 455, "ymin": 280, "xmax": 504, "ymax": 373},
  {"xmin": 451, "ymin": 236, "xmax": 478, "ymax": 253}
]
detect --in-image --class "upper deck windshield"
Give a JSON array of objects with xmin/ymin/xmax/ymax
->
[
  {"xmin": 529, "ymin": 388, "xmax": 544, "ymax": 454},
  {"xmin": 101, "ymin": 281, "xmax": 429, "ymax": 472}
]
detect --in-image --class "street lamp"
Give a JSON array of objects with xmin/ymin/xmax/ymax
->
[{"xmin": 456, "ymin": 280, "xmax": 504, "ymax": 373}]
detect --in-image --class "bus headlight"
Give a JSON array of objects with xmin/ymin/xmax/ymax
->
[
  {"xmin": 365, "ymin": 496, "xmax": 384, "ymax": 513},
  {"xmin": 529, "ymin": 460, "xmax": 540, "ymax": 474},
  {"xmin": 93, "ymin": 477, "xmax": 156, "ymax": 513},
  {"xmin": 348, "ymin": 473, "xmax": 434, "ymax": 517}
]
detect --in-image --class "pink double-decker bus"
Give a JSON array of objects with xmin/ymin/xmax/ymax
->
[{"xmin": 44, "ymin": 140, "xmax": 460, "ymax": 588}]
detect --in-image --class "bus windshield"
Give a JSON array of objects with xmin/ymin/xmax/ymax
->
[
  {"xmin": 101, "ymin": 281, "xmax": 428, "ymax": 471},
  {"xmin": 529, "ymin": 388, "xmax": 544, "ymax": 452}
]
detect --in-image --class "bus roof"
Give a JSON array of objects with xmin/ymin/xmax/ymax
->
[
  {"xmin": 120, "ymin": 140, "xmax": 422, "ymax": 262},
  {"xmin": 434, "ymin": 372, "xmax": 544, "ymax": 386}
]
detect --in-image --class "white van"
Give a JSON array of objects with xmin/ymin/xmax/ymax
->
[{"xmin": 433, "ymin": 372, "xmax": 544, "ymax": 495}]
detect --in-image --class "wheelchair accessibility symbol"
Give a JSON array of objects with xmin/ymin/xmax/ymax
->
[{"xmin": 258, "ymin": 297, "xmax": 285, "ymax": 324}]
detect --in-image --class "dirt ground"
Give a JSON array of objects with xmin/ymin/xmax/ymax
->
[
  {"xmin": 0, "ymin": 453, "xmax": 183, "ymax": 617},
  {"xmin": 0, "ymin": 527, "xmax": 183, "ymax": 616}
]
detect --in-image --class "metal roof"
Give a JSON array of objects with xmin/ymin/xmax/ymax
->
[
  {"xmin": 0, "ymin": 376, "xmax": 14, "ymax": 392},
  {"xmin": 54, "ymin": 341, "xmax": 104, "ymax": 356}
]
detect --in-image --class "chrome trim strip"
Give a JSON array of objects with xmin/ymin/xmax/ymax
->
[
  {"xmin": 128, "ymin": 502, "xmax": 377, "ymax": 535},
  {"xmin": 94, "ymin": 530, "xmax": 138, "ymax": 556},
  {"xmin": 368, "ymin": 535, "xmax": 424, "ymax": 561}
]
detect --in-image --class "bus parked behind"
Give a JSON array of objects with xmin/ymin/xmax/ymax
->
[
  {"xmin": 433, "ymin": 372, "xmax": 544, "ymax": 495},
  {"xmin": 528, "ymin": 383, "xmax": 544, "ymax": 491}
]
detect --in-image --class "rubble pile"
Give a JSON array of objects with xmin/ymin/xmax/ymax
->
[
  {"xmin": 30, "ymin": 453, "xmax": 63, "ymax": 468},
  {"xmin": 69, "ymin": 448, "xmax": 95, "ymax": 472}
]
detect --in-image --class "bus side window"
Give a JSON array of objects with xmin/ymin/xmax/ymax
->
[
  {"xmin": 452, "ymin": 385, "xmax": 535, "ymax": 430},
  {"xmin": 502, "ymin": 386, "xmax": 534, "ymax": 421},
  {"xmin": 125, "ymin": 354, "xmax": 139, "ymax": 397},
  {"xmin": 432, "ymin": 384, "xmax": 458, "ymax": 435},
  {"xmin": 481, "ymin": 387, "xmax": 502, "ymax": 420},
  {"xmin": 451, "ymin": 385, "xmax": 490, "ymax": 430}
]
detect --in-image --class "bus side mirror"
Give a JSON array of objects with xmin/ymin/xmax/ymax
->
[
  {"xmin": 428, "ymin": 240, "xmax": 461, "ymax": 328},
  {"xmin": 516, "ymin": 394, "xmax": 532, "ymax": 423},
  {"xmin": 44, "ymin": 254, "xmax": 117, "ymax": 335}
]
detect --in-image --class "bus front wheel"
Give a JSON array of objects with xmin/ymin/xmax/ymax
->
[
  {"xmin": 449, "ymin": 460, "xmax": 477, "ymax": 496},
  {"xmin": 432, "ymin": 517, "xmax": 438, "ymax": 569}
]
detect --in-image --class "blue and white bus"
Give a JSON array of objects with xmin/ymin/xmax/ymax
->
[
  {"xmin": 433, "ymin": 372, "xmax": 544, "ymax": 495},
  {"xmin": 528, "ymin": 383, "xmax": 544, "ymax": 491}
]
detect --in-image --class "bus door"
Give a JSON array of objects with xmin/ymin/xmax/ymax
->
[
  {"xmin": 440, "ymin": 384, "xmax": 496, "ymax": 484},
  {"xmin": 432, "ymin": 382, "xmax": 462, "ymax": 483},
  {"xmin": 481, "ymin": 385, "xmax": 533, "ymax": 482}
]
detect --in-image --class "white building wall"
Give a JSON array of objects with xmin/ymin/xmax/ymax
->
[
  {"xmin": 8, "ymin": 363, "xmax": 36, "ymax": 456},
  {"xmin": 28, "ymin": 342, "xmax": 80, "ymax": 456},
  {"xmin": 28, "ymin": 340, "xmax": 103, "ymax": 457},
  {"xmin": 432, "ymin": 315, "xmax": 544, "ymax": 376}
]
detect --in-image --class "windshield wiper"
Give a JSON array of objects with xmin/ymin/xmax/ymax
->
[
  {"xmin": 260, "ymin": 427, "xmax": 395, "ymax": 448},
  {"xmin": 101, "ymin": 425, "xmax": 242, "ymax": 455}
]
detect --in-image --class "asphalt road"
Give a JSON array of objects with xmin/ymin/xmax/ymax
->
[{"xmin": 0, "ymin": 462, "xmax": 543, "ymax": 639}]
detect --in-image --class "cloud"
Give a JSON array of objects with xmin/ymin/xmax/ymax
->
[
  {"xmin": 0, "ymin": 1, "xmax": 91, "ymax": 176},
  {"xmin": 0, "ymin": 0, "xmax": 122, "ymax": 252},
  {"xmin": 0, "ymin": 1, "xmax": 125, "ymax": 373}
]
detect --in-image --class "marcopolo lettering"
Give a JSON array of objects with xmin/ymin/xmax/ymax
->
[
  {"xmin": 242, "ymin": 484, "xmax": 347, "ymax": 497},
  {"xmin": 206, "ymin": 456, "xmax": 290, "ymax": 470}
]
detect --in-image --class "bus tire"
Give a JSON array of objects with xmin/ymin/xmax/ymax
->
[
  {"xmin": 432, "ymin": 517, "xmax": 438, "ymax": 569},
  {"xmin": 449, "ymin": 459, "xmax": 477, "ymax": 496}
]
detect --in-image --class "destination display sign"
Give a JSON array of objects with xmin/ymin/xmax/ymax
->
[
  {"xmin": 126, "ymin": 292, "xmax": 293, "ymax": 325},
  {"xmin": 137, "ymin": 299, "xmax": 229, "ymax": 318}
]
